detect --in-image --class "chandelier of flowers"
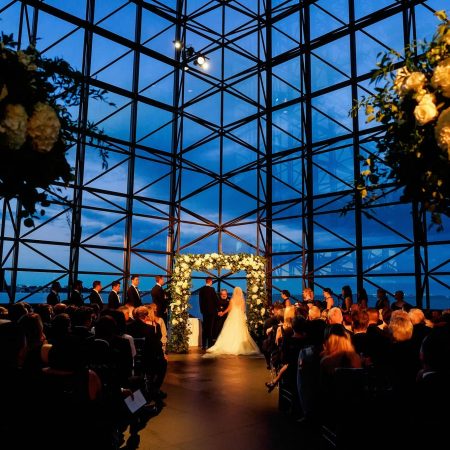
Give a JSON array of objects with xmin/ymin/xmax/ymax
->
[{"xmin": 168, "ymin": 253, "xmax": 268, "ymax": 353}]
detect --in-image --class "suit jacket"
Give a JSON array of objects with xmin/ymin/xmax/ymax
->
[
  {"xmin": 151, "ymin": 284, "xmax": 167, "ymax": 317},
  {"xmin": 199, "ymin": 285, "xmax": 218, "ymax": 316},
  {"xmin": 126, "ymin": 285, "xmax": 142, "ymax": 307},
  {"xmin": 47, "ymin": 291, "xmax": 60, "ymax": 306},
  {"xmin": 108, "ymin": 290, "xmax": 121, "ymax": 309},
  {"xmin": 89, "ymin": 289, "xmax": 103, "ymax": 308},
  {"xmin": 69, "ymin": 289, "xmax": 83, "ymax": 307}
]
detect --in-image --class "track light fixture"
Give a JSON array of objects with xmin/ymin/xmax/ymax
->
[
  {"xmin": 178, "ymin": 44, "xmax": 209, "ymax": 70},
  {"xmin": 173, "ymin": 40, "xmax": 183, "ymax": 50}
]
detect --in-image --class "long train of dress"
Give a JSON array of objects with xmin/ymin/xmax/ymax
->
[{"xmin": 204, "ymin": 297, "xmax": 261, "ymax": 357}]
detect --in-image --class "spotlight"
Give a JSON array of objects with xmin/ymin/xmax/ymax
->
[
  {"xmin": 173, "ymin": 40, "xmax": 183, "ymax": 50},
  {"xmin": 196, "ymin": 55, "xmax": 206, "ymax": 66}
]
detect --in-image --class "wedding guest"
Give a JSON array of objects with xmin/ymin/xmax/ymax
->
[
  {"xmin": 322, "ymin": 288, "xmax": 334, "ymax": 311},
  {"xmin": 356, "ymin": 287, "xmax": 369, "ymax": 309},
  {"xmin": 108, "ymin": 280, "xmax": 121, "ymax": 309},
  {"xmin": 47, "ymin": 281, "xmax": 61, "ymax": 306},
  {"xmin": 119, "ymin": 304, "xmax": 134, "ymax": 323},
  {"xmin": 8, "ymin": 302, "xmax": 28, "ymax": 322},
  {"xmin": 302, "ymin": 287, "xmax": 314, "ymax": 308},
  {"xmin": 341, "ymin": 285, "xmax": 353, "ymax": 312},
  {"xmin": 148, "ymin": 303, "xmax": 168, "ymax": 355},
  {"xmin": 391, "ymin": 290, "xmax": 412, "ymax": 312},
  {"xmin": 0, "ymin": 306, "xmax": 8, "ymax": 322},
  {"xmin": 375, "ymin": 287, "xmax": 389, "ymax": 310},
  {"xmin": 53, "ymin": 303, "xmax": 67, "ymax": 316},
  {"xmin": 126, "ymin": 274, "xmax": 142, "ymax": 308},
  {"xmin": 89, "ymin": 280, "xmax": 104, "ymax": 309},
  {"xmin": 281, "ymin": 290, "xmax": 292, "ymax": 308}
]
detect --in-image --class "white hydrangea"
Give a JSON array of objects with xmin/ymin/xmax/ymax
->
[
  {"xmin": 256, "ymin": 299, "xmax": 262, "ymax": 305},
  {"xmin": 172, "ymin": 318, "xmax": 178, "ymax": 325},
  {"xmin": 252, "ymin": 295, "xmax": 257, "ymax": 300},
  {"xmin": 252, "ymin": 285, "xmax": 258, "ymax": 293},
  {"xmin": 261, "ymin": 307, "xmax": 266, "ymax": 316},
  {"xmin": 27, "ymin": 102, "xmax": 60, "ymax": 153},
  {"xmin": 0, "ymin": 103, "xmax": 28, "ymax": 150}
]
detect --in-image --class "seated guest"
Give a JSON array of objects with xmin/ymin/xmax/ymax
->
[
  {"xmin": 409, "ymin": 308, "xmax": 431, "ymax": 354},
  {"xmin": 53, "ymin": 302, "xmax": 68, "ymax": 316},
  {"xmin": 351, "ymin": 309, "xmax": 370, "ymax": 357},
  {"xmin": 8, "ymin": 302, "xmax": 28, "ymax": 323},
  {"xmin": 119, "ymin": 304, "xmax": 134, "ymax": 324},
  {"xmin": 148, "ymin": 303, "xmax": 168, "ymax": 355},
  {"xmin": 126, "ymin": 306, "xmax": 167, "ymax": 401}
]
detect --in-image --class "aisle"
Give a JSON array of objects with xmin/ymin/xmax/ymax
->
[{"xmin": 127, "ymin": 349, "xmax": 313, "ymax": 450}]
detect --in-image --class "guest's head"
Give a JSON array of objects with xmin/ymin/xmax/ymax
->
[
  {"xmin": 342, "ymin": 285, "xmax": 353, "ymax": 298},
  {"xmin": 93, "ymin": 280, "xmax": 102, "ymax": 292},
  {"xmin": 352, "ymin": 309, "xmax": 369, "ymax": 333},
  {"xmin": 53, "ymin": 303, "xmax": 67, "ymax": 316},
  {"xmin": 95, "ymin": 315, "xmax": 118, "ymax": 341},
  {"xmin": 50, "ymin": 313, "xmax": 71, "ymax": 341},
  {"xmin": 34, "ymin": 303, "xmax": 53, "ymax": 324},
  {"xmin": 148, "ymin": 303, "xmax": 159, "ymax": 319},
  {"xmin": 281, "ymin": 290, "xmax": 290, "ymax": 300},
  {"xmin": 388, "ymin": 310, "xmax": 413, "ymax": 342},
  {"xmin": 308, "ymin": 305, "xmax": 322, "ymax": 321},
  {"xmin": 408, "ymin": 308, "xmax": 426, "ymax": 326},
  {"xmin": 118, "ymin": 305, "xmax": 132, "ymax": 322},
  {"xmin": 303, "ymin": 288, "xmax": 314, "ymax": 302},
  {"xmin": 367, "ymin": 307, "xmax": 382, "ymax": 325},
  {"xmin": 205, "ymin": 277, "xmax": 213, "ymax": 286},
  {"xmin": 8, "ymin": 303, "xmax": 28, "ymax": 323},
  {"xmin": 323, "ymin": 324, "xmax": 354, "ymax": 355},
  {"xmin": 327, "ymin": 307, "xmax": 343, "ymax": 325},
  {"xmin": 74, "ymin": 280, "xmax": 83, "ymax": 291},
  {"xmin": 155, "ymin": 275, "xmax": 164, "ymax": 285},
  {"xmin": 220, "ymin": 289, "xmax": 228, "ymax": 300},
  {"xmin": 133, "ymin": 306, "xmax": 149, "ymax": 321},
  {"xmin": 18, "ymin": 313, "xmax": 45, "ymax": 349},
  {"xmin": 71, "ymin": 306, "xmax": 94, "ymax": 328}
]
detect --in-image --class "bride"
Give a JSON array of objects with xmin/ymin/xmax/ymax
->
[{"xmin": 204, "ymin": 286, "xmax": 261, "ymax": 356}]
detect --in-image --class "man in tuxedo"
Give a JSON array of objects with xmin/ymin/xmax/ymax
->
[
  {"xmin": 151, "ymin": 275, "xmax": 168, "ymax": 325},
  {"xmin": 47, "ymin": 281, "xmax": 61, "ymax": 306},
  {"xmin": 69, "ymin": 280, "xmax": 84, "ymax": 306},
  {"xmin": 199, "ymin": 277, "xmax": 218, "ymax": 350},
  {"xmin": 126, "ymin": 275, "xmax": 142, "ymax": 307},
  {"xmin": 214, "ymin": 288, "xmax": 229, "ymax": 341},
  {"xmin": 108, "ymin": 280, "xmax": 121, "ymax": 309},
  {"xmin": 89, "ymin": 280, "xmax": 104, "ymax": 309}
]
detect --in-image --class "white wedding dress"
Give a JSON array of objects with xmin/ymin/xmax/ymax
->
[{"xmin": 204, "ymin": 292, "xmax": 261, "ymax": 357}]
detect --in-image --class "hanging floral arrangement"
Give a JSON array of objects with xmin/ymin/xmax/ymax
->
[
  {"xmin": 352, "ymin": 11, "xmax": 450, "ymax": 229},
  {"xmin": 0, "ymin": 33, "xmax": 110, "ymax": 227}
]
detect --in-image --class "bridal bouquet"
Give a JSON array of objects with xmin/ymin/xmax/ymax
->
[
  {"xmin": 0, "ymin": 33, "xmax": 109, "ymax": 226},
  {"xmin": 353, "ymin": 11, "xmax": 450, "ymax": 228}
]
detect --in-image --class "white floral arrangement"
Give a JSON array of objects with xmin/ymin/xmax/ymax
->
[
  {"xmin": 351, "ymin": 10, "xmax": 450, "ymax": 228},
  {"xmin": 168, "ymin": 253, "xmax": 268, "ymax": 353},
  {"xmin": 0, "ymin": 33, "xmax": 109, "ymax": 226}
]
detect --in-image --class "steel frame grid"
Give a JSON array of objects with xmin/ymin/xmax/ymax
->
[{"xmin": 0, "ymin": 0, "xmax": 448, "ymax": 308}]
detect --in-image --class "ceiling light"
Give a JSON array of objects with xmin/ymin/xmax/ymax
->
[
  {"xmin": 196, "ymin": 55, "xmax": 206, "ymax": 66},
  {"xmin": 173, "ymin": 40, "xmax": 183, "ymax": 50}
]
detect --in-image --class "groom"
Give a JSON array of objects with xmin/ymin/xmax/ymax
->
[{"xmin": 199, "ymin": 277, "xmax": 218, "ymax": 350}]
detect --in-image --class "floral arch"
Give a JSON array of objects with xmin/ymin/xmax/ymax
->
[{"xmin": 168, "ymin": 253, "xmax": 268, "ymax": 353}]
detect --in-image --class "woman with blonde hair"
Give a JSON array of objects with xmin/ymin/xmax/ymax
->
[
  {"xmin": 205, "ymin": 286, "xmax": 261, "ymax": 356},
  {"xmin": 148, "ymin": 303, "xmax": 167, "ymax": 355}
]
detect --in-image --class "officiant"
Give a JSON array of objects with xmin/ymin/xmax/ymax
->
[{"xmin": 213, "ymin": 289, "xmax": 229, "ymax": 342}]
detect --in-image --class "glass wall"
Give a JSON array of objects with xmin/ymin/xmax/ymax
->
[{"xmin": 0, "ymin": 0, "xmax": 449, "ymax": 310}]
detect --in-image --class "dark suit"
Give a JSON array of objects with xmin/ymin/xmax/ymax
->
[
  {"xmin": 108, "ymin": 290, "xmax": 121, "ymax": 309},
  {"xmin": 69, "ymin": 289, "xmax": 83, "ymax": 307},
  {"xmin": 126, "ymin": 285, "xmax": 142, "ymax": 307},
  {"xmin": 199, "ymin": 285, "xmax": 218, "ymax": 349},
  {"xmin": 88, "ymin": 289, "xmax": 103, "ymax": 308},
  {"xmin": 47, "ymin": 290, "xmax": 60, "ymax": 306},
  {"xmin": 214, "ymin": 295, "xmax": 229, "ymax": 340},
  {"xmin": 151, "ymin": 284, "xmax": 168, "ymax": 324}
]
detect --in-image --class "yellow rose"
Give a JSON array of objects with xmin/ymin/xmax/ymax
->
[
  {"xmin": 414, "ymin": 94, "xmax": 438, "ymax": 125},
  {"xmin": 435, "ymin": 107, "xmax": 450, "ymax": 159},
  {"xmin": 431, "ymin": 58, "xmax": 450, "ymax": 97},
  {"xmin": 404, "ymin": 72, "xmax": 426, "ymax": 92}
]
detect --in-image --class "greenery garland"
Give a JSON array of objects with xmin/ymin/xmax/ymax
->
[{"xmin": 168, "ymin": 253, "xmax": 268, "ymax": 353}]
